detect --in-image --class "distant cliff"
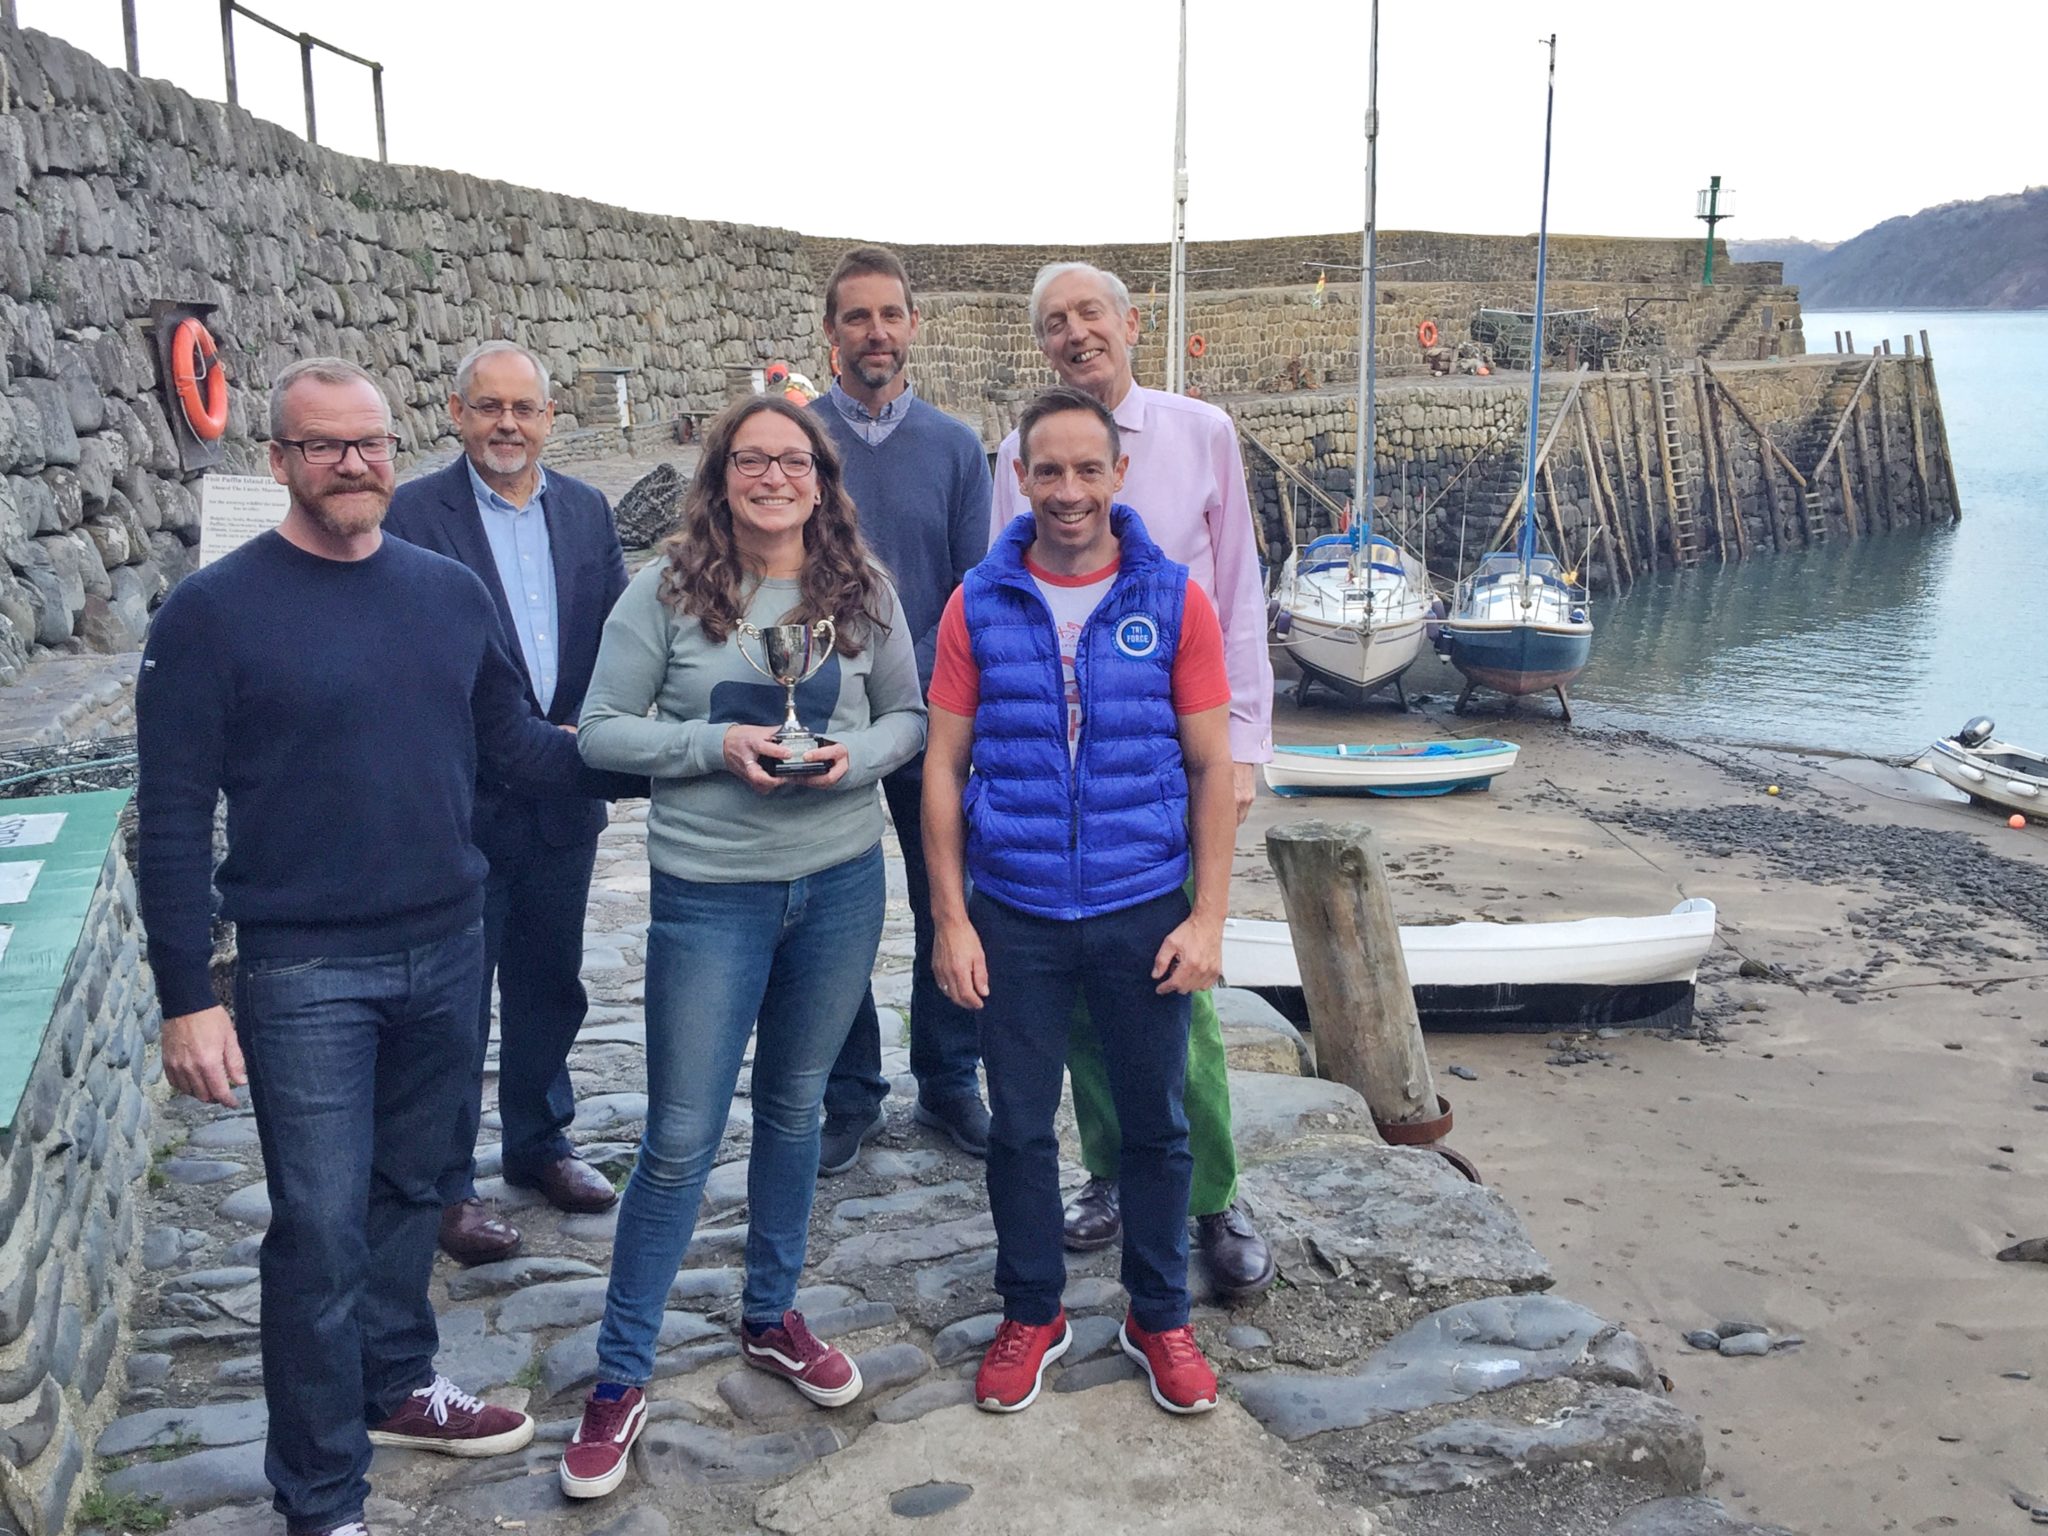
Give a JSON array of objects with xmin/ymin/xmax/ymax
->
[{"xmin": 1733, "ymin": 188, "xmax": 2048, "ymax": 309}]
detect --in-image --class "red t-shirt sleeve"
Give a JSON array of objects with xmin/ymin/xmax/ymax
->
[
  {"xmin": 927, "ymin": 588, "xmax": 979, "ymax": 715},
  {"xmin": 1172, "ymin": 584, "xmax": 1232, "ymax": 714}
]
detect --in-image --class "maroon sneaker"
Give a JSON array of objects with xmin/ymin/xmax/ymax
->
[
  {"xmin": 1118, "ymin": 1315, "xmax": 1219, "ymax": 1415},
  {"xmin": 558, "ymin": 1383, "xmax": 647, "ymax": 1500},
  {"xmin": 366, "ymin": 1375, "xmax": 535, "ymax": 1456},
  {"xmin": 739, "ymin": 1310, "xmax": 863, "ymax": 1407},
  {"xmin": 974, "ymin": 1313, "xmax": 1072, "ymax": 1413}
]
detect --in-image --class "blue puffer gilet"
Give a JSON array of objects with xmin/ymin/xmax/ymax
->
[{"xmin": 962, "ymin": 505, "xmax": 1192, "ymax": 920}]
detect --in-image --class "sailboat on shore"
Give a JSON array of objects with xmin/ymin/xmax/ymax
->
[
  {"xmin": 1441, "ymin": 34, "xmax": 1593, "ymax": 720},
  {"xmin": 1270, "ymin": 0, "xmax": 1430, "ymax": 707}
]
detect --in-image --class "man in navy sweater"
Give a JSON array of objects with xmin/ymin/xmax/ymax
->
[
  {"xmin": 812, "ymin": 246, "xmax": 994, "ymax": 1174},
  {"xmin": 387, "ymin": 340, "xmax": 631, "ymax": 1268},
  {"xmin": 136, "ymin": 358, "xmax": 611, "ymax": 1536}
]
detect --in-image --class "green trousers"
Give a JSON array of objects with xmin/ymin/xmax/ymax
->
[{"xmin": 1068, "ymin": 986, "xmax": 1238, "ymax": 1216}]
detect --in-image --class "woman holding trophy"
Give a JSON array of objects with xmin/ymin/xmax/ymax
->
[{"xmin": 564, "ymin": 394, "xmax": 926, "ymax": 1498}]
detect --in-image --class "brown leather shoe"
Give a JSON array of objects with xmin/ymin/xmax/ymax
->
[
  {"xmin": 1061, "ymin": 1176, "xmax": 1121, "ymax": 1253},
  {"xmin": 438, "ymin": 1198, "xmax": 521, "ymax": 1266},
  {"xmin": 507, "ymin": 1154, "xmax": 618, "ymax": 1215}
]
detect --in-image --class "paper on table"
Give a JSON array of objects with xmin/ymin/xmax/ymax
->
[
  {"xmin": 0, "ymin": 812, "xmax": 67, "ymax": 848},
  {"xmin": 0, "ymin": 862, "xmax": 43, "ymax": 904}
]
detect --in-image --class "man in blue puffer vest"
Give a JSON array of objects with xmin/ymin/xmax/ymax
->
[{"xmin": 923, "ymin": 386, "xmax": 1237, "ymax": 1417}]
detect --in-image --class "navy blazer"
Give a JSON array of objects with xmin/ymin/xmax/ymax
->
[{"xmin": 387, "ymin": 456, "xmax": 632, "ymax": 856}]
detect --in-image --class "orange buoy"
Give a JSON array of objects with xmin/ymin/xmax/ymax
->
[
  {"xmin": 2011, "ymin": 814, "xmax": 2029, "ymax": 829},
  {"xmin": 170, "ymin": 317, "xmax": 228, "ymax": 441},
  {"xmin": 1417, "ymin": 319, "xmax": 1440, "ymax": 349},
  {"xmin": 1186, "ymin": 333, "xmax": 1207, "ymax": 358}
]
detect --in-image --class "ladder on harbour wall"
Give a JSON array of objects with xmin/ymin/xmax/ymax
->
[
  {"xmin": 1652, "ymin": 367, "xmax": 1701, "ymax": 566},
  {"xmin": 1800, "ymin": 484, "xmax": 1828, "ymax": 542}
]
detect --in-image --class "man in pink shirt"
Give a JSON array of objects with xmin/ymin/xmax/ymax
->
[{"xmin": 991, "ymin": 261, "xmax": 1277, "ymax": 1298}]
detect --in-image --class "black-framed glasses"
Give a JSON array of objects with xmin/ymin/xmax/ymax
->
[
  {"xmin": 727, "ymin": 449, "xmax": 817, "ymax": 478},
  {"xmin": 277, "ymin": 435, "xmax": 400, "ymax": 465},
  {"xmin": 462, "ymin": 398, "xmax": 549, "ymax": 422}
]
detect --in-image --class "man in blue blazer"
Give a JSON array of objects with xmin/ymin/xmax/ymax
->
[{"xmin": 387, "ymin": 340, "xmax": 633, "ymax": 1264}]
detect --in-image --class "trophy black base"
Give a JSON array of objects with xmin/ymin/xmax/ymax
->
[{"xmin": 760, "ymin": 735, "xmax": 836, "ymax": 779}]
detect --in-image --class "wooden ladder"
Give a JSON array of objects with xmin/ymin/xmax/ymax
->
[
  {"xmin": 1801, "ymin": 483, "xmax": 1828, "ymax": 542},
  {"xmin": 1653, "ymin": 366, "xmax": 1702, "ymax": 566}
]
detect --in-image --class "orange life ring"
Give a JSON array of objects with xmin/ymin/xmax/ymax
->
[
  {"xmin": 1186, "ymin": 333, "xmax": 1207, "ymax": 358},
  {"xmin": 171, "ymin": 318, "xmax": 228, "ymax": 441},
  {"xmin": 1417, "ymin": 319, "xmax": 1440, "ymax": 349}
]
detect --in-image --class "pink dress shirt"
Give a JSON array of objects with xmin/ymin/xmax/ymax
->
[{"xmin": 993, "ymin": 383, "xmax": 1274, "ymax": 762}]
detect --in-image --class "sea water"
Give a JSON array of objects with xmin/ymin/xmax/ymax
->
[{"xmin": 1568, "ymin": 309, "xmax": 2047, "ymax": 758}]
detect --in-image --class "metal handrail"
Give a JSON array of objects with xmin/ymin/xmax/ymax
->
[{"xmin": 219, "ymin": 1, "xmax": 387, "ymax": 161}]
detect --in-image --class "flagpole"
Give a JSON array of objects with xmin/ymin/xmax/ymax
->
[{"xmin": 1167, "ymin": 0, "xmax": 1189, "ymax": 393}]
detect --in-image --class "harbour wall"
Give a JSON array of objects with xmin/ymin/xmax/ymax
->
[{"xmin": 1232, "ymin": 351, "xmax": 1961, "ymax": 593}]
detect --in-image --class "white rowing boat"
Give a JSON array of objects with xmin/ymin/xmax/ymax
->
[
  {"xmin": 1263, "ymin": 738, "xmax": 1518, "ymax": 798},
  {"xmin": 1222, "ymin": 899, "xmax": 1718, "ymax": 1031}
]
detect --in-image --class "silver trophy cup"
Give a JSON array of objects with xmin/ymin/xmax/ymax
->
[{"xmin": 735, "ymin": 618, "xmax": 837, "ymax": 777}]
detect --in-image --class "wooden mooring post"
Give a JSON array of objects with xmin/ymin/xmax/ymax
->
[
  {"xmin": 1903, "ymin": 336, "xmax": 1933, "ymax": 522},
  {"xmin": 1599, "ymin": 373, "xmax": 1642, "ymax": 569},
  {"xmin": 1692, "ymin": 370, "xmax": 1730, "ymax": 562},
  {"xmin": 1264, "ymin": 821, "xmax": 1439, "ymax": 1131}
]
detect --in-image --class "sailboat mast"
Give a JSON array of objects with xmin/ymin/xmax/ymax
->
[
  {"xmin": 1519, "ymin": 32, "xmax": 1558, "ymax": 575},
  {"xmin": 1353, "ymin": 0, "xmax": 1381, "ymax": 557},
  {"xmin": 1166, "ymin": 0, "xmax": 1190, "ymax": 394}
]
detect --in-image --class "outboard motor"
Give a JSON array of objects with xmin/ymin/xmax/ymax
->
[{"xmin": 1957, "ymin": 716, "xmax": 1996, "ymax": 749}]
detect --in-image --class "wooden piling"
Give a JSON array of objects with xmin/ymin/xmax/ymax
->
[
  {"xmin": 1918, "ymin": 333, "xmax": 1964, "ymax": 523},
  {"xmin": 1835, "ymin": 438, "xmax": 1860, "ymax": 537},
  {"xmin": 1871, "ymin": 362, "xmax": 1899, "ymax": 525},
  {"xmin": 1852, "ymin": 397, "xmax": 1885, "ymax": 534},
  {"xmin": 1904, "ymin": 352, "xmax": 1933, "ymax": 522},
  {"xmin": 1539, "ymin": 457, "xmax": 1569, "ymax": 567},
  {"xmin": 1264, "ymin": 821, "xmax": 1438, "ymax": 1129},
  {"xmin": 1626, "ymin": 377, "xmax": 1661, "ymax": 566},
  {"xmin": 1600, "ymin": 373, "xmax": 1641, "ymax": 568},
  {"xmin": 1692, "ymin": 370, "xmax": 1730, "ymax": 562},
  {"xmin": 1575, "ymin": 394, "xmax": 1630, "ymax": 588},
  {"xmin": 1706, "ymin": 378, "xmax": 1749, "ymax": 560}
]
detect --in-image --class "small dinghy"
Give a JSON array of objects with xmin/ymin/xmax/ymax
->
[
  {"xmin": 1221, "ymin": 898, "xmax": 1718, "ymax": 1032},
  {"xmin": 1923, "ymin": 716, "xmax": 2047, "ymax": 822},
  {"xmin": 1263, "ymin": 738, "xmax": 1518, "ymax": 798}
]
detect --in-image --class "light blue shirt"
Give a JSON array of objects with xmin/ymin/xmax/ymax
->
[
  {"xmin": 826, "ymin": 381, "xmax": 914, "ymax": 448},
  {"xmin": 468, "ymin": 460, "xmax": 559, "ymax": 714}
]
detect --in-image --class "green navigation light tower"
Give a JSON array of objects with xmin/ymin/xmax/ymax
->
[{"xmin": 1697, "ymin": 176, "xmax": 1731, "ymax": 285}]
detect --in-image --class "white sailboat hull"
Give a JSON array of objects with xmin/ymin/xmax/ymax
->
[{"xmin": 1275, "ymin": 545, "xmax": 1431, "ymax": 700}]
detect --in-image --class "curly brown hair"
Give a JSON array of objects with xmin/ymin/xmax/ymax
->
[{"xmin": 659, "ymin": 394, "xmax": 890, "ymax": 656}]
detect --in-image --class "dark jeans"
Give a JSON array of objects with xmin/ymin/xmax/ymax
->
[
  {"xmin": 233, "ymin": 923, "xmax": 483, "ymax": 1530},
  {"xmin": 823, "ymin": 765, "xmax": 981, "ymax": 1122},
  {"xmin": 973, "ymin": 887, "xmax": 1194, "ymax": 1333},
  {"xmin": 441, "ymin": 822, "xmax": 599, "ymax": 1200}
]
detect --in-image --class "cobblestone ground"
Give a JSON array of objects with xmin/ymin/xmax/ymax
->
[{"xmin": 93, "ymin": 808, "xmax": 1765, "ymax": 1536}]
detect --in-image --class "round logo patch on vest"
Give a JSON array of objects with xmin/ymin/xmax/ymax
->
[{"xmin": 1113, "ymin": 613, "xmax": 1161, "ymax": 660}]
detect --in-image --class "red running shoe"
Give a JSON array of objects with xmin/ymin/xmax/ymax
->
[
  {"xmin": 366, "ymin": 1374, "xmax": 535, "ymax": 1455},
  {"xmin": 1118, "ymin": 1315, "xmax": 1219, "ymax": 1414},
  {"xmin": 558, "ymin": 1383, "xmax": 647, "ymax": 1500},
  {"xmin": 975, "ymin": 1313, "xmax": 1072, "ymax": 1413},
  {"xmin": 740, "ymin": 1310, "xmax": 864, "ymax": 1407}
]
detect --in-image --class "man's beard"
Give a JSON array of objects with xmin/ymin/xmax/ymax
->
[
  {"xmin": 302, "ymin": 479, "xmax": 390, "ymax": 538},
  {"xmin": 849, "ymin": 348, "xmax": 905, "ymax": 390},
  {"xmin": 479, "ymin": 438, "xmax": 532, "ymax": 474}
]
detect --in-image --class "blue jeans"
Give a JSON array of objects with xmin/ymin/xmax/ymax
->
[
  {"xmin": 233, "ymin": 923, "xmax": 483, "ymax": 1531},
  {"xmin": 441, "ymin": 820, "xmax": 599, "ymax": 1200},
  {"xmin": 596, "ymin": 844, "xmax": 884, "ymax": 1384},
  {"xmin": 973, "ymin": 888, "xmax": 1194, "ymax": 1333},
  {"xmin": 824, "ymin": 765, "xmax": 982, "ymax": 1121}
]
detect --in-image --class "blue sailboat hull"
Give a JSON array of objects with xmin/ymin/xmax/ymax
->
[{"xmin": 1442, "ymin": 622, "xmax": 1592, "ymax": 698}]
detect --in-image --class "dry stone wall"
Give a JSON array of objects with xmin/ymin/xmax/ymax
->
[
  {"xmin": 0, "ymin": 845, "xmax": 156, "ymax": 1536},
  {"xmin": 803, "ymin": 230, "xmax": 1773, "ymax": 295},
  {"xmin": 0, "ymin": 23, "xmax": 822, "ymax": 669}
]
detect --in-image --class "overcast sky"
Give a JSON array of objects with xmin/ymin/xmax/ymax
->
[{"xmin": 26, "ymin": 0, "xmax": 2044, "ymax": 247}]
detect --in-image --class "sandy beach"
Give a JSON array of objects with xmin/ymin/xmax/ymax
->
[{"xmin": 1245, "ymin": 648, "xmax": 2048, "ymax": 1534}]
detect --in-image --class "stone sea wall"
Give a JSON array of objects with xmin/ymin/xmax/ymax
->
[
  {"xmin": 0, "ymin": 22, "xmax": 820, "ymax": 669},
  {"xmin": 0, "ymin": 844, "xmax": 157, "ymax": 1536},
  {"xmin": 1236, "ymin": 354, "xmax": 1960, "ymax": 593},
  {"xmin": 802, "ymin": 230, "xmax": 1772, "ymax": 295},
  {"xmin": 908, "ymin": 277, "xmax": 1803, "ymax": 441}
]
